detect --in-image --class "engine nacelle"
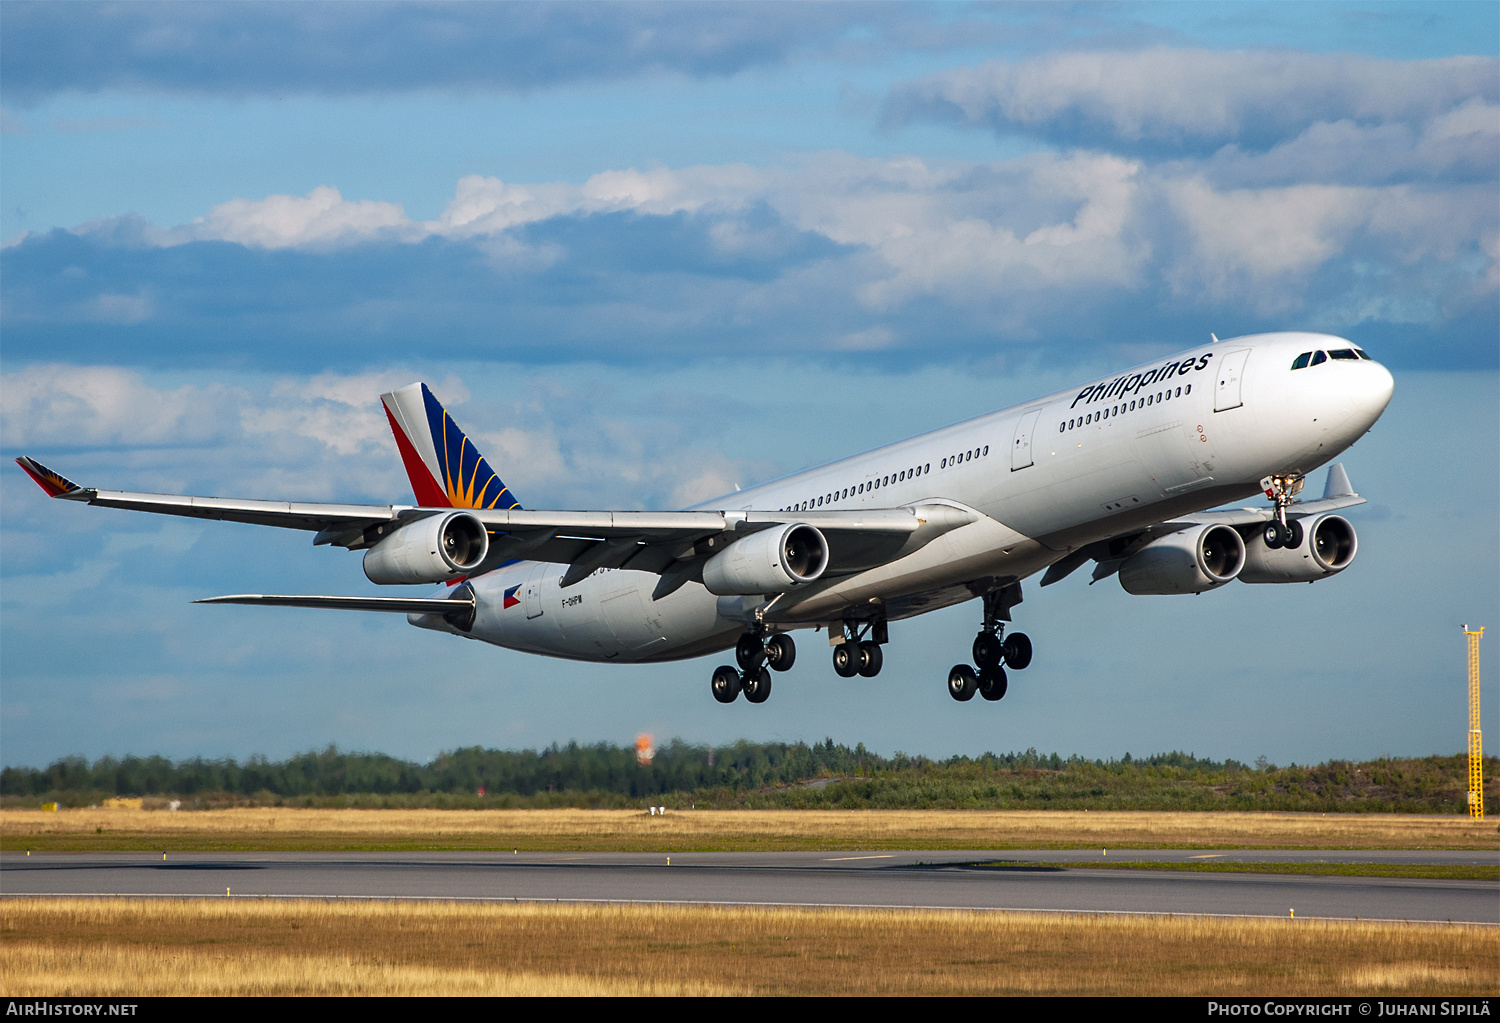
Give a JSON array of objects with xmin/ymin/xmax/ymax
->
[
  {"xmin": 363, "ymin": 512, "xmax": 489, "ymax": 585},
  {"xmin": 702, "ymin": 523, "xmax": 829, "ymax": 596},
  {"xmin": 1118, "ymin": 523, "xmax": 1246, "ymax": 595},
  {"xmin": 1240, "ymin": 514, "xmax": 1357, "ymax": 583}
]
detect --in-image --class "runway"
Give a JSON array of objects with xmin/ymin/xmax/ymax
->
[{"xmin": 4, "ymin": 850, "xmax": 1495, "ymax": 923}]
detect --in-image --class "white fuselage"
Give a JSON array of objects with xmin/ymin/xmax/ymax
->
[{"xmin": 415, "ymin": 332, "xmax": 1394, "ymax": 663}]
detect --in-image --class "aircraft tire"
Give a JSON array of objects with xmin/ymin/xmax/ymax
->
[
  {"xmin": 765, "ymin": 634, "xmax": 796, "ymax": 672},
  {"xmin": 979, "ymin": 665, "xmax": 1008, "ymax": 701},
  {"xmin": 832, "ymin": 643, "xmax": 860, "ymax": 678},
  {"xmin": 857, "ymin": 642, "xmax": 883, "ymax": 678},
  {"xmin": 947, "ymin": 664, "xmax": 977, "ymax": 702},
  {"xmin": 736, "ymin": 633, "xmax": 765, "ymax": 670},
  {"xmin": 1284, "ymin": 518, "xmax": 1304, "ymax": 549},
  {"xmin": 711, "ymin": 665, "xmax": 742, "ymax": 703},
  {"xmin": 1263, "ymin": 521, "xmax": 1287, "ymax": 549},
  {"xmin": 743, "ymin": 667, "xmax": 773, "ymax": 704},
  {"xmin": 972, "ymin": 631, "xmax": 1002, "ymax": 669},
  {"xmin": 1002, "ymin": 632, "xmax": 1033, "ymax": 671}
]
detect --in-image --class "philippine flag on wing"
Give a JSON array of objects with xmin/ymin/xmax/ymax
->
[{"xmin": 503, "ymin": 585, "xmax": 522, "ymax": 610}]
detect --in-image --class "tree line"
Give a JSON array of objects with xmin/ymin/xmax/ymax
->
[{"xmin": 1, "ymin": 741, "xmax": 1490, "ymax": 814}]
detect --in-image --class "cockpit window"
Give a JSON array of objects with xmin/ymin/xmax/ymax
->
[
  {"xmin": 1310, "ymin": 351, "xmax": 1327, "ymax": 366},
  {"xmin": 1291, "ymin": 352, "xmax": 1311, "ymax": 370},
  {"xmin": 1329, "ymin": 349, "xmax": 1359, "ymax": 360},
  {"xmin": 1354, "ymin": 348, "xmax": 1371, "ymax": 360}
]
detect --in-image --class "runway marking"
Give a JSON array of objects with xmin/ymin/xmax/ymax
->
[
  {"xmin": 3, "ymin": 891, "xmax": 1491, "ymax": 927},
  {"xmin": 824, "ymin": 855, "xmax": 897, "ymax": 862},
  {"xmin": 1188, "ymin": 854, "xmax": 1227, "ymax": 859}
]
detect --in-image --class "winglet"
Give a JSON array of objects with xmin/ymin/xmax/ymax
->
[
  {"xmin": 1322, "ymin": 463, "xmax": 1355, "ymax": 500},
  {"xmin": 15, "ymin": 457, "xmax": 86, "ymax": 499}
]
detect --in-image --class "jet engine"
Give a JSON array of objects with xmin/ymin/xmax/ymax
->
[
  {"xmin": 1239, "ymin": 513, "xmax": 1357, "ymax": 583},
  {"xmin": 363, "ymin": 511, "xmax": 490, "ymax": 585},
  {"xmin": 701, "ymin": 523, "xmax": 829, "ymax": 596},
  {"xmin": 1118, "ymin": 523, "xmax": 1245, "ymax": 595}
]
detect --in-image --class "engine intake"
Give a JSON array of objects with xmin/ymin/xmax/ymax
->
[
  {"xmin": 1240, "ymin": 514, "xmax": 1357, "ymax": 583},
  {"xmin": 702, "ymin": 523, "xmax": 829, "ymax": 596},
  {"xmin": 363, "ymin": 512, "xmax": 490, "ymax": 585},
  {"xmin": 1118, "ymin": 523, "xmax": 1245, "ymax": 595}
]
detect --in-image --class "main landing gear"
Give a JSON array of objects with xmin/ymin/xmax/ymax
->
[
  {"xmin": 711, "ymin": 631, "xmax": 797, "ymax": 704},
  {"xmin": 1259, "ymin": 473, "xmax": 1306, "ymax": 549},
  {"xmin": 949, "ymin": 585, "xmax": 1031, "ymax": 703},
  {"xmin": 831, "ymin": 619, "xmax": 886, "ymax": 679}
]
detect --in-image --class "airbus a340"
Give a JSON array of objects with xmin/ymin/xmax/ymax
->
[{"xmin": 18, "ymin": 331, "xmax": 1393, "ymax": 705}]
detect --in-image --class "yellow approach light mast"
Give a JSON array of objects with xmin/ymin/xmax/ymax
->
[{"xmin": 1462, "ymin": 625, "xmax": 1484, "ymax": 819}]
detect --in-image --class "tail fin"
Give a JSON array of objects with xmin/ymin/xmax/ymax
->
[{"xmin": 380, "ymin": 383, "xmax": 521, "ymax": 510}]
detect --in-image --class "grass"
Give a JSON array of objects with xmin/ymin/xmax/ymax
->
[
  {"xmin": 969, "ymin": 861, "xmax": 1500, "ymax": 882},
  {"xmin": 1, "ymin": 897, "xmax": 1494, "ymax": 996},
  {"xmin": 4, "ymin": 807, "xmax": 1497, "ymax": 853}
]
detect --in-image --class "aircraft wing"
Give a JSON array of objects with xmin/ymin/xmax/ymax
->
[{"xmin": 16, "ymin": 456, "xmax": 975, "ymax": 590}]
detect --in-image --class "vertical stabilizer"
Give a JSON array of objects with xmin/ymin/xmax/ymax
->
[{"xmin": 381, "ymin": 383, "xmax": 521, "ymax": 510}]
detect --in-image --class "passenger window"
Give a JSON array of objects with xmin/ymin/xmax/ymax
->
[
  {"xmin": 1329, "ymin": 349, "xmax": 1359, "ymax": 360},
  {"xmin": 1311, "ymin": 351, "xmax": 1327, "ymax": 366},
  {"xmin": 1291, "ymin": 352, "xmax": 1311, "ymax": 369}
]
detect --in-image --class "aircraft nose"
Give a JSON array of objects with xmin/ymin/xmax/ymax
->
[{"xmin": 1348, "ymin": 361, "xmax": 1395, "ymax": 428}]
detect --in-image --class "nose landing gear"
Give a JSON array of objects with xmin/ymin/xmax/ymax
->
[
  {"xmin": 1259, "ymin": 474, "xmax": 1307, "ymax": 549},
  {"xmin": 949, "ymin": 583, "xmax": 1031, "ymax": 704}
]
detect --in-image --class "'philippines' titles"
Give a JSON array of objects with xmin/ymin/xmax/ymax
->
[{"xmin": 1070, "ymin": 351, "xmax": 1215, "ymax": 409}]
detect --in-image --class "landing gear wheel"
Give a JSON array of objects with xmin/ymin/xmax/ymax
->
[
  {"xmin": 832, "ymin": 643, "xmax": 860, "ymax": 678},
  {"xmin": 1283, "ymin": 518, "xmax": 1304, "ymax": 549},
  {"xmin": 857, "ymin": 642, "xmax": 883, "ymax": 678},
  {"xmin": 765, "ymin": 634, "xmax": 796, "ymax": 672},
  {"xmin": 1263, "ymin": 521, "xmax": 1288, "ymax": 549},
  {"xmin": 947, "ymin": 664, "xmax": 977, "ymax": 702},
  {"xmin": 972, "ymin": 632, "xmax": 1003, "ymax": 669},
  {"xmin": 736, "ymin": 633, "xmax": 765, "ymax": 670},
  {"xmin": 979, "ymin": 665, "xmax": 1008, "ymax": 701},
  {"xmin": 1001, "ymin": 632, "xmax": 1032, "ymax": 671},
  {"xmin": 711, "ymin": 665, "xmax": 741, "ymax": 703},
  {"xmin": 742, "ymin": 667, "xmax": 772, "ymax": 704}
]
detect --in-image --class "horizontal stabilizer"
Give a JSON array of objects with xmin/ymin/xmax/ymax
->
[{"xmin": 196, "ymin": 594, "xmax": 473, "ymax": 615}]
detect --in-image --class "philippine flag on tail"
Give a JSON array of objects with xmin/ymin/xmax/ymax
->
[
  {"xmin": 503, "ymin": 585, "xmax": 522, "ymax": 610},
  {"xmin": 380, "ymin": 382, "xmax": 522, "ymax": 510}
]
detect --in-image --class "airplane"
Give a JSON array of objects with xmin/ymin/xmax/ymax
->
[{"xmin": 16, "ymin": 330, "xmax": 1393, "ymax": 705}]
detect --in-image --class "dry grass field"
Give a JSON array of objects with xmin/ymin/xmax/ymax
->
[
  {"xmin": 4, "ymin": 807, "xmax": 1496, "ymax": 852},
  {"xmin": 1, "ymin": 897, "xmax": 1494, "ymax": 996}
]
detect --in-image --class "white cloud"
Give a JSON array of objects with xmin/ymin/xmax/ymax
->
[
  {"xmin": 1162, "ymin": 178, "xmax": 1498, "ymax": 313},
  {"xmin": 891, "ymin": 49, "xmax": 1498, "ymax": 153},
  {"xmin": 0, "ymin": 365, "xmax": 233, "ymax": 447},
  {"xmin": 176, "ymin": 185, "xmax": 422, "ymax": 250},
  {"xmin": 58, "ymin": 138, "xmax": 1494, "ymax": 341}
]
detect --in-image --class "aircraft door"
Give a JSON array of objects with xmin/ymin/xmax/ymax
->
[
  {"xmin": 1011, "ymin": 407, "xmax": 1044, "ymax": 471},
  {"xmin": 1214, "ymin": 349, "xmax": 1251, "ymax": 412},
  {"xmin": 522, "ymin": 563, "xmax": 548, "ymax": 619}
]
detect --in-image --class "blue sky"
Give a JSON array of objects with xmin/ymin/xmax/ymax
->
[{"xmin": 2, "ymin": 1, "xmax": 1496, "ymax": 769}]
